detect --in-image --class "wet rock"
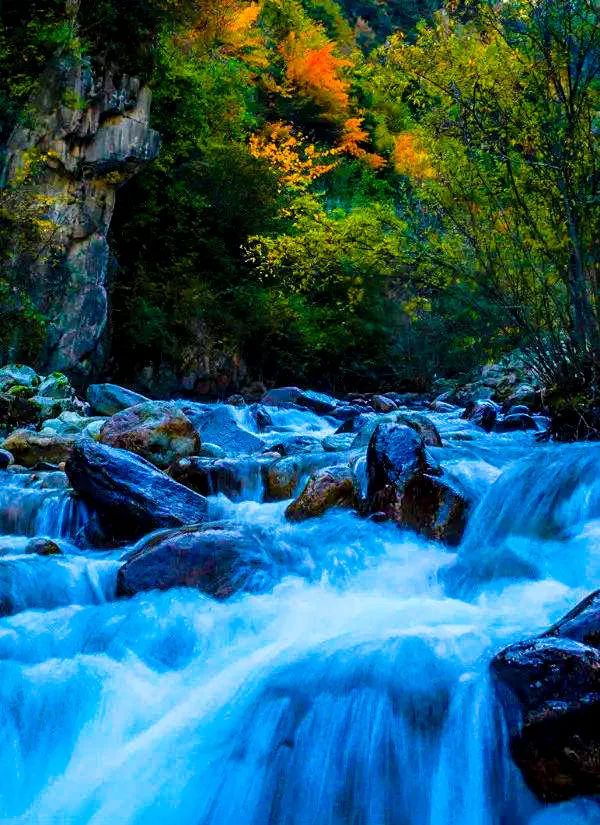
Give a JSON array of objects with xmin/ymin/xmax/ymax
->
[
  {"xmin": 99, "ymin": 401, "xmax": 200, "ymax": 469},
  {"xmin": 190, "ymin": 406, "xmax": 264, "ymax": 455},
  {"xmin": 250, "ymin": 404, "xmax": 272, "ymax": 432},
  {"xmin": 262, "ymin": 387, "xmax": 338, "ymax": 415},
  {"xmin": 264, "ymin": 456, "xmax": 302, "ymax": 500},
  {"xmin": 87, "ymin": 383, "xmax": 149, "ymax": 416},
  {"xmin": 2, "ymin": 430, "xmax": 75, "ymax": 468},
  {"xmin": 330, "ymin": 404, "xmax": 368, "ymax": 422},
  {"xmin": 227, "ymin": 394, "xmax": 246, "ymax": 407},
  {"xmin": 370, "ymin": 394, "xmax": 398, "ymax": 413},
  {"xmin": 395, "ymin": 412, "xmax": 443, "ymax": 447},
  {"xmin": 25, "ymin": 537, "xmax": 62, "ymax": 556},
  {"xmin": 169, "ymin": 456, "xmax": 262, "ymax": 499},
  {"xmin": 428, "ymin": 400, "xmax": 457, "ymax": 413},
  {"xmin": 461, "ymin": 400, "xmax": 497, "ymax": 432},
  {"xmin": 394, "ymin": 474, "xmax": 469, "ymax": 545},
  {"xmin": 492, "ymin": 592, "xmax": 600, "ymax": 802},
  {"xmin": 336, "ymin": 412, "xmax": 377, "ymax": 436},
  {"xmin": 505, "ymin": 404, "xmax": 530, "ymax": 417},
  {"xmin": 199, "ymin": 442, "xmax": 227, "ymax": 459},
  {"xmin": 270, "ymin": 435, "xmax": 324, "ymax": 456},
  {"xmin": 116, "ymin": 523, "xmax": 273, "ymax": 599},
  {"xmin": 37, "ymin": 372, "xmax": 73, "ymax": 399},
  {"xmin": 41, "ymin": 411, "xmax": 105, "ymax": 438},
  {"xmin": 495, "ymin": 413, "xmax": 537, "ymax": 433},
  {"xmin": 286, "ymin": 466, "xmax": 358, "ymax": 521},
  {"xmin": 365, "ymin": 423, "xmax": 463, "ymax": 541},
  {"xmin": 0, "ymin": 449, "xmax": 14, "ymax": 470},
  {"xmin": 65, "ymin": 439, "xmax": 208, "ymax": 540},
  {"xmin": 322, "ymin": 433, "xmax": 355, "ymax": 452},
  {"xmin": 0, "ymin": 365, "xmax": 40, "ymax": 393}
]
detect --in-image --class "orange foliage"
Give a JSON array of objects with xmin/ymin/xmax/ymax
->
[
  {"xmin": 393, "ymin": 132, "xmax": 435, "ymax": 180},
  {"xmin": 280, "ymin": 32, "xmax": 351, "ymax": 117},
  {"xmin": 249, "ymin": 123, "xmax": 337, "ymax": 189},
  {"xmin": 177, "ymin": 1, "xmax": 266, "ymax": 66},
  {"xmin": 337, "ymin": 117, "xmax": 386, "ymax": 169}
]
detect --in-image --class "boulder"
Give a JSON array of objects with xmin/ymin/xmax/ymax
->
[
  {"xmin": 169, "ymin": 456, "xmax": 262, "ymax": 499},
  {"xmin": 25, "ymin": 537, "xmax": 62, "ymax": 556},
  {"xmin": 86, "ymin": 383, "xmax": 149, "ymax": 416},
  {"xmin": 370, "ymin": 394, "xmax": 398, "ymax": 413},
  {"xmin": 41, "ymin": 411, "xmax": 105, "ymax": 437},
  {"xmin": 392, "ymin": 474, "xmax": 468, "ymax": 545},
  {"xmin": 116, "ymin": 523, "xmax": 273, "ymax": 599},
  {"xmin": 461, "ymin": 400, "xmax": 497, "ymax": 432},
  {"xmin": 395, "ymin": 412, "xmax": 443, "ymax": 447},
  {"xmin": 492, "ymin": 591, "xmax": 600, "ymax": 802},
  {"xmin": 2, "ymin": 430, "xmax": 75, "ymax": 468},
  {"xmin": 190, "ymin": 406, "xmax": 264, "ymax": 455},
  {"xmin": 99, "ymin": 401, "xmax": 200, "ymax": 469},
  {"xmin": 36, "ymin": 372, "xmax": 73, "ymax": 399},
  {"xmin": 65, "ymin": 439, "xmax": 208, "ymax": 539},
  {"xmin": 249, "ymin": 404, "xmax": 272, "ymax": 432},
  {"xmin": 336, "ymin": 412, "xmax": 377, "ymax": 436},
  {"xmin": 264, "ymin": 456, "xmax": 302, "ymax": 501},
  {"xmin": 494, "ymin": 413, "xmax": 537, "ymax": 433},
  {"xmin": 0, "ymin": 449, "xmax": 14, "ymax": 470},
  {"xmin": 0, "ymin": 365, "xmax": 40, "ymax": 393},
  {"xmin": 285, "ymin": 466, "xmax": 358, "ymax": 521},
  {"xmin": 226, "ymin": 394, "xmax": 246, "ymax": 407},
  {"xmin": 262, "ymin": 387, "xmax": 338, "ymax": 415},
  {"xmin": 322, "ymin": 433, "xmax": 355, "ymax": 452},
  {"xmin": 270, "ymin": 435, "xmax": 324, "ymax": 456},
  {"xmin": 330, "ymin": 404, "xmax": 368, "ymax": 422},
  {"xmin": 365, "ymin": 423, "xmax": 465, "ymax": 541},
  {"xmin": 428, "ymin": 400, "xmax": 457, "ymax": 413}
]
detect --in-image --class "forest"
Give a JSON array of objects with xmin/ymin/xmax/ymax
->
[{"xmin": 1, "ymin": 0, "xmax": 598, "ymax": 406}]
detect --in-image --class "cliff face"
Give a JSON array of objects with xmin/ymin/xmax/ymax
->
[{"xmin": 4, "ymin": 56, "xmax": 160, "ymax": 381}]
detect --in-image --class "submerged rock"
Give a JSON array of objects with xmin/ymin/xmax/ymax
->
[
  {"xmin": 322, "ymin": 433, "xmax": 355, "ymax": 452},
  {"xmin": 492, "ymin": 591, "xmax": 600, "ymax": 802},
  {"xmin": 190, "ymin": 406, "xmax": 264, "ymax": 455},
  {"xmin": 461, "ymin": 400, "xmax": 497, "ymax": 432},
  {"xmin": 169, "ymin": 456, "xmax": 262, "ymax": 499},
  {"xmin": 87, "ymin": 383, "xmax": 149, "ymax": 416},
  {"xmin": 117, "ymin": 523, "xmax": 273, "ymax": 599},
  {"xmin": 99, "ymin": 401, "xmax": 200, "ymax": 469},
  {"xmin": 286, "ymin": 466, "xmax": 358, "ymax": 521},
  {"xmin": 270, "ymin": 435, "xmax": 324, "ymax": 456},
  {"xmin": 2, "ymin": 430, "xmax": 75, "ymax": 468},
  {"xmin": 262, "ymin": 387, "xmax": 338, "ymax": 415},
  {"xmin": 66, "ymin": 439, "xmax": 208, "ymax": 540}
]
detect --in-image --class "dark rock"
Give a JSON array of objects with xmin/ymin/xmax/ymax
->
[
  {"xmin": 286, "ymin": 466, "xmax": 358, "ymax": 521},
  {"xmin": 65, "ymin": 439, "xmax": 208, "ymax": 540},
  {"xmin": 330, "ymin": 405, "xmax": 368, "ymax": 422},
  {"xmin": 335, "ymin": 412, "xmax": 376, "ymax": 435},
  {"xmin": 395, "ymin": 412, "xmax": 443, "ymax": 447},
  {"xmin": 262, "ymin": 387, "xmax": 338, "ymax": 415},
  {"xmin": 169, "ymin": 456, "xmax": 262, "ymax": 499},
  {"xmin": 492, "ymin": 591, "xmax": 600, "ymax": 802},
  {"xmin": 87, "ymin": 383, "xmax": 149, "ymax": 416},
  {"xmin": 505, "ymin": 404, "xmax": 530, "ymax": 417},
  {"xmin": 495, "ymin": 413, "xmax": 537, "ymax": 433},
  {"xmin": 370, "ymin": 394, "xmax": 398, "ymax": 413},
  {"xmin": 398, "ymin": 474, "xmax": 469, "ymax": 545},
  {"xmin": 250, "ymin": 404, "xmax": 272, "ymax": 432},
  {"xmin": 270, "ymin": 435, "xmax": 324, "ymax": 456},
  {"xmin": 0, "ymin": 449, "xmax": 14, "ymax": 470},
  {"xmin": 227, "ymin": 394, "xmax": 246, "ymax": 407},
  {"xmin": 99, "ymin": 401, "xmax": 200, "ymax": 469},
  {"xmin": 2, "ymin": 430, "xmax": 75, "ymax": 468},
  {"xmin": 190, "ymin": 406, "xmax": 264, "ymax": 455},
  {"xmin": 322, "ymin": 433, "xmax": 355, "ymax": 452},
  {"xmin": 116, "ymin": 523, "xmax": 273, "ymax": 599},
  {"xmin": 25, "ymin": 537, "xmax": 62, "ymax": 556},
  {"xmin": 366, "ymin": 423, "xmax": 429, "ymax": 514},
  {"xmin": 461, "ymin": 400, "xmax": 497, "ymax": 432},
  {"xmin": 428, "ymin": 400, "xmax": 457, "ymax": 413}
]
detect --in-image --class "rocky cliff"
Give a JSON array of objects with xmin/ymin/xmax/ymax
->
[{"xmin": 3, "ymin": 51, "xmax": 159, "ymax": 382}]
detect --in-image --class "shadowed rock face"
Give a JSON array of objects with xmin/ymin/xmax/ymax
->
[
  {"xmin": 492, "ymin": 590, "xmax": 600, "ymax": 802},
  {"xmin": 3, "ymin": 48, "xmax": 160, "ymax": 381},
  {"xmin": 65, "ymin": 439, "xmax": 207, "ymax": 540},
  {"xmin": 285, "ymin": 466, "xmax": 358, "ymax": 521}
]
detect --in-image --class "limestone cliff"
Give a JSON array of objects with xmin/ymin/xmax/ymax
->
[{"xmin": 3, "ymin": 56, "xmax": 160, "ymax": 381}]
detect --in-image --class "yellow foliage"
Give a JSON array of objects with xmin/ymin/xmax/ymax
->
[
  {"xmin": 336, "ymin": 117, "xmax": 386, "ymax": 169},
  {"xmin": 249, "ymin": 122, "xmax": 337, "ymax": 189},
  {"xmin": 177, "ymin": 1, "xmax": 266, "ymax": 67},
  {"xmin": 393, "ymin": 132, "xmax": 435, "ymax": 181}
]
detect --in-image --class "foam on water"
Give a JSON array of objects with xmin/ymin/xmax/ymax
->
[{"xmin": 0, "ymin": 406, "xmax": 598, "ymax": 824}]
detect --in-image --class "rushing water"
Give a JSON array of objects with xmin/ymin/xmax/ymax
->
[{"xmin": 0, "ymin": 404, "xmax": 599, "ymax": 824}]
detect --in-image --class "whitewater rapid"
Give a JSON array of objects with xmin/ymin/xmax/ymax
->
[{"xmin": 0, "ymin": 405, "xmax": 599, "ymax": 824}]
